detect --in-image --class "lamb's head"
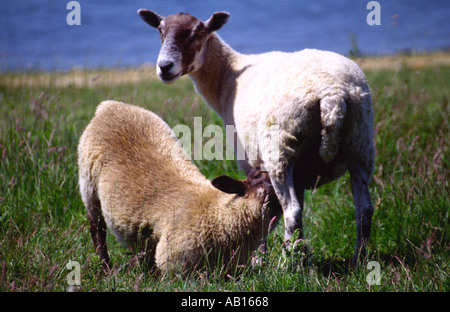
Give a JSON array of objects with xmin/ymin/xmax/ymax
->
[
  {"xmin": 138, "ymin": 9, "xmax": 229, "ymax": 84},
  {"xmin": 211, "ymin": 168, "xmax": 282, "ymax": 225}
]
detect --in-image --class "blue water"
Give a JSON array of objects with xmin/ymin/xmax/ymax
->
[{"xmin": 1, "ymin": 0, "xmax": 449, "ymax": 72}]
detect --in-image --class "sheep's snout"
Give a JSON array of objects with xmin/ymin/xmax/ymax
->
[
  {"xmin": 211, "ymin": 169, "xmax": 282, "ymax": 221},
  {"xmin": 156, "ymin": 52, "xmax": 182, "ymax": 84},
  {"xmin": 158, "ymin": 60, "xmax": 174, "ymax": 75},
  {"xmin": 246, "ymin": 168, "xmax": 282, "ymax": 216}
]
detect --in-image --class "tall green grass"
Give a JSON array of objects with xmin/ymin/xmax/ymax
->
[{"xmin": 0, "ymin": 61, "xmax": 448, "ymax": 291}]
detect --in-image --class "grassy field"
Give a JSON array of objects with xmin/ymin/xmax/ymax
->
[{"xmin": 0, "ymin": 52, "xmax": 449, "ymax": 292}]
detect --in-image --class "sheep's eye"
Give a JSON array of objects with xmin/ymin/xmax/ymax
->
[
  {"xmin": 158, "ymin": 27, "xmax": 165, "ymax": 41},
  {"xmin": 195, "ymin": 30, "xmax": 206, "ymax": 38}
]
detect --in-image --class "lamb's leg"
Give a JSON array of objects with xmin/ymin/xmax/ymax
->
[
  {"xmin": 348, "ymin": 161, "xmax": 373, "ymax": 265},
  {"xmin": 87, "ymin": 209, "xmax": 110, "ymax": 271},
  {"xmin": 80, "ymin": 178, "xmax": 110, "ymax": 271}
]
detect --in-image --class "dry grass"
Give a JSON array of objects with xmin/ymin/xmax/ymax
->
[
  {"xmin": 1, "ymin": 65, "xmax": 157, "ymax": 88},
  {"xmin": 2, "ymin": 51, "xmax": 449, "ymax": 88},
  {"xmin": 355, "ymin": 51, "xmax": 450, "ymax": 70}
]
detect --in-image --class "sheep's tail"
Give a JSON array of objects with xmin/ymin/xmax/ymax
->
[{"xmin": 318, "ymin": 95, "xmax": 347, "ymax": 163}]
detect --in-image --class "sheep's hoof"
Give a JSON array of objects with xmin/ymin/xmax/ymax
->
[
  {"xmin": 101, "ymin": 259, "xmax": 112, "ymax": 275},
  {"xmin": 251, "ymin": 253, "xmax": 266, "ymax": 268},
  {"xmin": 282, "ymin": 238, "xmax": 310, "ymax": 271}
]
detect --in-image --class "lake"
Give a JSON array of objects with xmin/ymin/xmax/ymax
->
[{"xmin": 1, "ymin": 0, "xmax": 449, "ymax": 71}]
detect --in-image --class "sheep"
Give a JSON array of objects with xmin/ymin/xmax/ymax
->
[
  {"xmin": 137, "ymin": 10, "xmax": 375, "ymax": 264},
  {"xmin": 78, "ymin": 100, "xmax": 282, "ymax": 274}
]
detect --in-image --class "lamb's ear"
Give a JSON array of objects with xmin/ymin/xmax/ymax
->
[
  {"xmin": 138, "ymin": 9, "xmax": 164, "ymax": 28},
  {"xmin": 211, "ymin": 175, "xmax": 245, "ymax": 196},
  {"xmin": 205, "ymin": 12, "xmax": 230, "ymax": 33}
]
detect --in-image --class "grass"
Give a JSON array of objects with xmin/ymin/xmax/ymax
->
[{"xmin": 0, "ymin": 53, "xmax": 449, "ymax": 292}]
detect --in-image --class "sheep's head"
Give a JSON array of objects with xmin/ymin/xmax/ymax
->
[
  {"xmin": 211, "ymin": 167, "xmax": 282, "ymax": 227},
  {"xmin": 138, "ymin": 10, "xmax": 229, "ymax": 84}
]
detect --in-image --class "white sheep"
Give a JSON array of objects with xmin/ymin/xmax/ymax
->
[
  {"xmin": 78, "ymin": 100, "xmax": 282, "ymax": 273},
  {"xmin": 138, "ymin": 10, "xmax": 375, "ymax": 264}
]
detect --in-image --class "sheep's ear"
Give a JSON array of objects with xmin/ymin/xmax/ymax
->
[
  {"xmin": 205, "ymin": 12, "xmax": 229, "ymax": 33},
  {"xmin": 138, "ymin": 9, "xmax": 164, "ymax": 28},
  {"xmin": 211, "ymin": 175, "xmax": 245, "ymax": 196}
]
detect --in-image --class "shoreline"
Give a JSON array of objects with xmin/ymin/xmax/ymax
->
[{"xmin": 2, "ymin": 51, "xmax": 449, "ymax": 88}]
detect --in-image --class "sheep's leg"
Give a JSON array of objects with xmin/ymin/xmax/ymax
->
[
  {"xmin": 81, "ymin": 179, "xmax": 111, "ymax": 271},
  {"xmin": 87, "ymin": 209, "xmax": 110, "ymax": 271},
  {"xmin": 271, "ymin": 164, "xmax": 303, "ymax": 242},
  {"xmin": 348, "ymin": 161, "xmax": 373, "ymax": 265},
  {"xmin": 293, "ymin": 185, "xmax": 305, "ymax": 244},
  {"xmin": 80, "ymin": 176, "xmax": 109, "ymax": 271}
]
